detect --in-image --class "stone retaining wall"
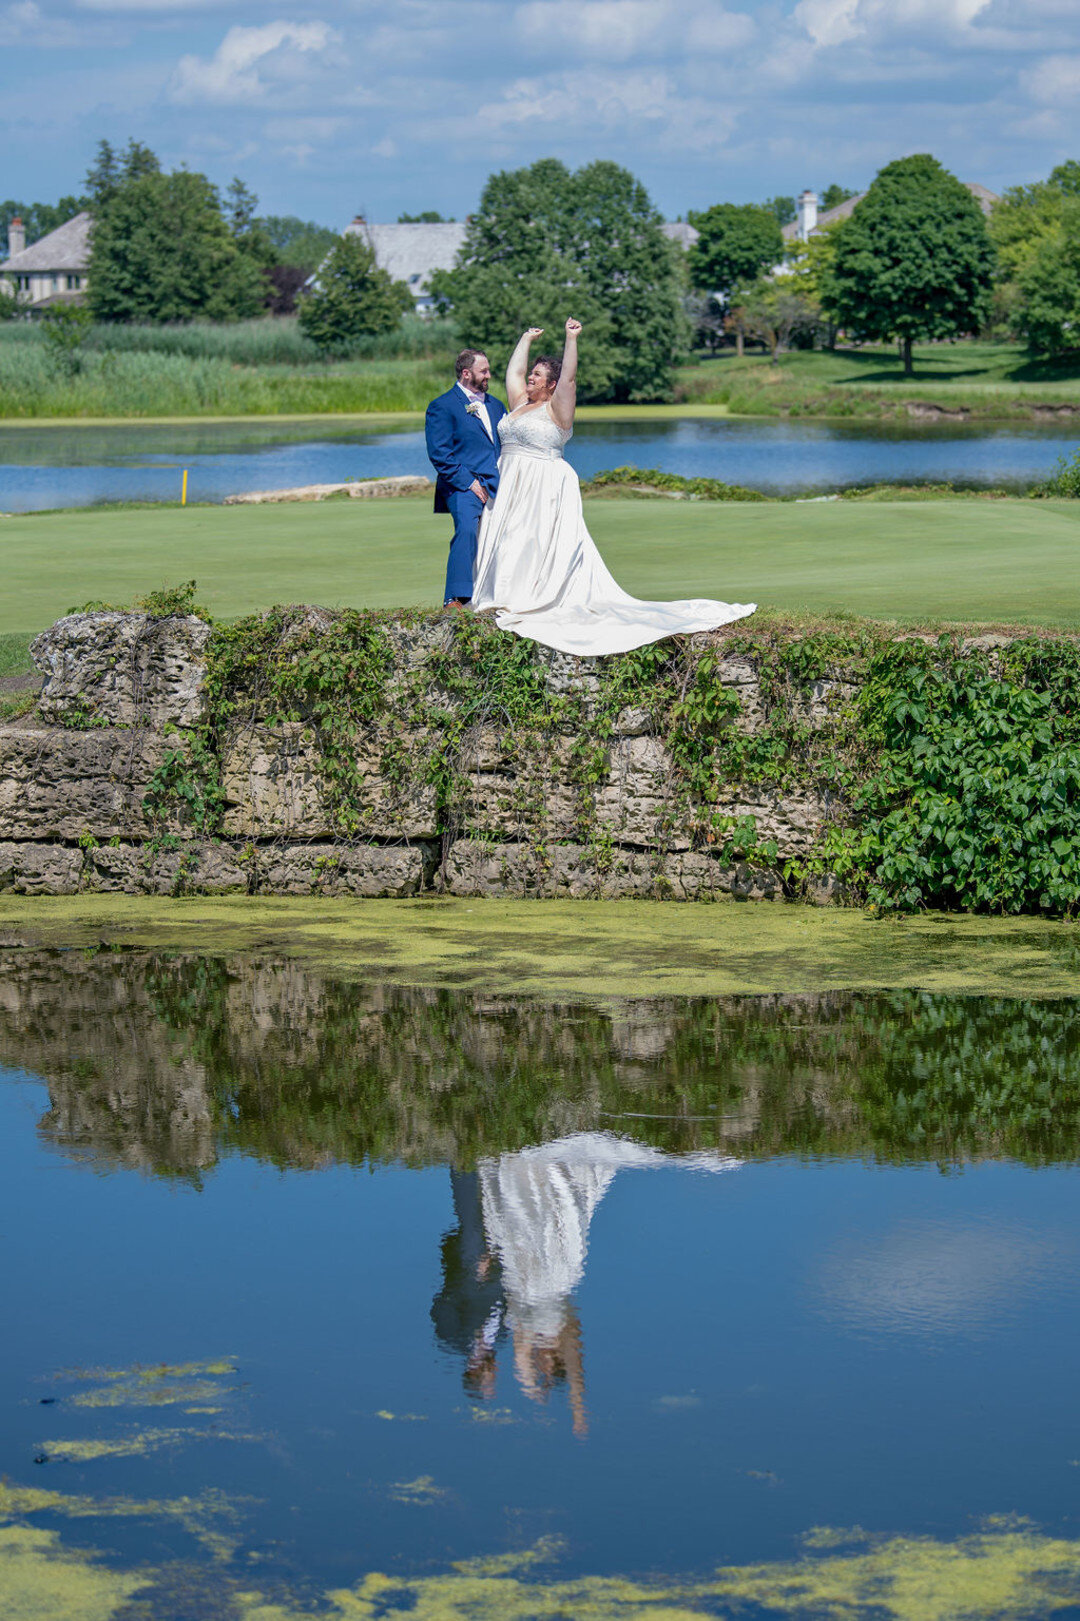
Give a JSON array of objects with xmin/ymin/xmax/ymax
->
[{"xmin": 0, "ymin": 606, "xmax": 852, "ymax": 900}]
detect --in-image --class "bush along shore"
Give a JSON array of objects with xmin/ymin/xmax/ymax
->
[
  {"xmin": 4, "ymin": 587, "xmax": 1080, "ymax": 914},
  {"xmin": 2, "ymin": 322, "xmax": 1080, "ymax": 420}
]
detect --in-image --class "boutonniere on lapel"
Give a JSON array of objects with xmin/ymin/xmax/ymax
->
[{"xmin": 465, "ymin": 401, "xmax": 484, "ymax": 418}]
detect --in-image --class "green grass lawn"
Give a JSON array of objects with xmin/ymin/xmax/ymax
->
[
  {"xmin": 677, "ymin": 341, "xmax": 1080, "ymax": 418},
  {"xmin": 2, "ymin": 495, "xmax": 1080, "ymax": 641}
]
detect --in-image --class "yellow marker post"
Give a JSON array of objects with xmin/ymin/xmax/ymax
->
[{"xmin": 181, "ymin": 469, "xmax": 188, "ymax": 506}]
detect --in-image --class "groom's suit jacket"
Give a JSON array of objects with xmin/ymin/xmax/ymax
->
[{"xmin": 425, "ymin": 385, "xmax": 508, "ymax": 514}]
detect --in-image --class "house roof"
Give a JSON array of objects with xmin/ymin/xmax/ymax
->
[
  {"xmin": 780, "ymin": 181, "xmax": 1000, "ymax": 241},
  {"xmin": 3, "ymin": 211, "xmax": 91, "ymax": 272},
  {"xmin": 346, "ymin": 217, "xmax": 700, "ymax": 292}
]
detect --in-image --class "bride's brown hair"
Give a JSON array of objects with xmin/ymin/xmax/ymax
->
[{"xmin": 534, "ymin": 355, "xmax": 562, "ymax": 387}]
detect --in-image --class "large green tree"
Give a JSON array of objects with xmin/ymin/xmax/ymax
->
[
  {"xmin": 825, "ymin": 154, "xmax": 996, "ymax": 375},
  {"xmin": 1013, "ymin": 198, "xmax": 1080, "ymax": 356},
  {"xmin": 88, "ymin": 167, "xmax": 266, "ymax": 323},
  {"xmin": 297, "ymin": 232, "xmax": 412, "ymax": 353},
  {"xmin": 989, "ymin": 161, "xmax": 1080, "ymax": 345},
  {"xmin": 431, "ymin": 158, "xmax": 685, "ymax": 403},
  {"xmin": 687, "ymin": 204, "xmax": 783, "ymax": 301}
]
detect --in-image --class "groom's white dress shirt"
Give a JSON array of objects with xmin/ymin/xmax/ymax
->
[{"xmin": 457, "ymin": 380, "xmax": 494, "ymax": 442}]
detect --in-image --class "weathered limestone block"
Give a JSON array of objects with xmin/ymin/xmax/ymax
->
[
  {"xmin": 707, "ymin": 788, "xmax": 832, "ymax": 858},
  {"xmin": 0, "ymin": 726, "xmax": 174, "ymax": 840},
  {"xmin": 459, "ymin": 727, "xmax": 581, "ymax": 837},
  {"xmin": 613, "ymin": 706, "xmax": 653, "ymax": 737},
  {"xmin": 219, "ymin": 723, "xmax": 438, "ymax": 839},
  {"xmin": 716, "ymin": 653, "xmax": 765, "ymax": 733},
  {"xmin": 593, "ymin": 735, "xmax": 686, "ymax": 849},
  {"xmin": 220, "ymin": 724, "xmax": 332, "ymax": 838},
  {"xmin": 85, "ymin": 841, "xmax": 249, "ymax": 895},
  {"xmin": 441, "ymin": 839, "xmax": 782, "ymax": 901},
  {"xmin": 664, "ymin": 851, "xmax": 783, "ymax": 901},
  {"xmin": 0, "ymin": 841, "xmax": 83, "ymax": 894},
  {"xmin": 32, "ymin": 611, "xmax": 210, "ymax": 728},
  {"xmin": 251, "ymin": 841, "xmax": 433, "ymax": 897}
]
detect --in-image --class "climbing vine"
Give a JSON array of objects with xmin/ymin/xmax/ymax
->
[{"xmin": 119, "ymin": 588, "xmax": 1080, "ymax": 916}]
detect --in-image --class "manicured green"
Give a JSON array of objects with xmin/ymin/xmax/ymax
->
[{"xmin": 2, "ymin": 495, "xmax": 1079, "ymax": 637}]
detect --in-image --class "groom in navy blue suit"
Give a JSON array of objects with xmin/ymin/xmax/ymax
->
[{"xmin": 425, "ymin": 348, "xmax": 508, "ymax": 605}]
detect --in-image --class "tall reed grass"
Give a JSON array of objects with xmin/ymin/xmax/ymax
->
[
  {"xmin": 0, "ymin": 314, "xmax": 459, "ymax": 367},
  {"xmin": 0, "ymin": 340, "xmax": 446, "ymax": 417}
]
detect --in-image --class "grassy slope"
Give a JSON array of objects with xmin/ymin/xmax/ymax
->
[
  {"xmin": 677, "ymin": 341, "xmax": 1080, "ymax": 418},
  {"xmin": 2, "ymin": 495, "xmax": 1080, "ymax": 637}
]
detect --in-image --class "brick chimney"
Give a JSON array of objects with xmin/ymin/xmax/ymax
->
[
  {"xmin": 7, "ymin": 216, "xmax": 25, "ymax": 258},
  {"xmin": 796, "ymin": 190, "xmax": 818, "ymax": 242}
]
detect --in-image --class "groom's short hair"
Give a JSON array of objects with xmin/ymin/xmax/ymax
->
[{"xmin": 456, "ymin": 348, "xmax": 484, "ymax": 378}]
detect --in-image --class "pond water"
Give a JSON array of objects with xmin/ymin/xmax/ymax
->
[
  {"xmin": 1, "ymin": 415, "xmax": 1077, "ymax": 511},
  {"xmin": 4, "ymin": 948, "xmax": 1080, "ymax": 1616}
]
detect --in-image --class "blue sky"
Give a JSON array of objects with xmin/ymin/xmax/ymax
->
[{"xmin": 2, "ymin": 0, "xmax": 1078, "ymax": 226}]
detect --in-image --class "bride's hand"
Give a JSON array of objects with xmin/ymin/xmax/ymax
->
[{"xmin": 565, "ymin": 317, "xmax": 582, "ymax": 338}]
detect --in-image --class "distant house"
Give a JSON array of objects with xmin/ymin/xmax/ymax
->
[
  {"xmin": 1, "ymin": 212, "xmax": 91, "ymax": 308},
  {"xmin": 345, "ymin": 216, "xmax": 701, "ymax": 313},
  {"xmin": 781, "ymin": 183, "xmax": 1000, "ymax": 245}
]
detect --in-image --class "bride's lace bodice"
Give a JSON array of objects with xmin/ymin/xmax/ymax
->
[{"xmin": 498, "ymin": 402, "xmax": 572, "ymax": 459}]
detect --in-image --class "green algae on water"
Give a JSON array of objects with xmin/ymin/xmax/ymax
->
[
  {"xmin": 4, "ymin": 1511, "xmax": 1080, "ymax": 1619},
  {"xmin": 5, "ymin": 895, "xmax": 1080, "ymax": 1000},
  {"xmin": 0, "ymin": 1524, "xmax": 146, "ymax": 1621}
]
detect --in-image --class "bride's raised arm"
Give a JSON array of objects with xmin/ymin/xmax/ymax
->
[
  {"xmin": 550, "ymin": 318, "xmax": 581, "ymax": 431},
  {"xmin": 505, "ymin": 327, "xmax": 544, "ymax": 409}
]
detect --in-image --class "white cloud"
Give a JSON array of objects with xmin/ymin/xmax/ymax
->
[
  {"xmin": 1021, "ymin": 53, "xmax": 1080, "ymax": 102},
  {"xmin": 795, "ymin": 0, "xmax": 994, "ymax": 47},
  {"xmin": 515, "ymin": 0, "xmax": 753, "ymax": 60},
  {"xmin": 0, "ymin": 0, "xmax": 114, "ymax": 44},
  {"xmin": 75, "ymin": 0, "xmax": 220, "ymax": 10},
  {"xmin": 170, "ymin": 19, "xmax": 339, "ymax": 105}
]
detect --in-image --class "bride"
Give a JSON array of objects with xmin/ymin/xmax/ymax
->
[{"xmin": 472, "ymin": 318, "xmax": 756, "ymax": 657}]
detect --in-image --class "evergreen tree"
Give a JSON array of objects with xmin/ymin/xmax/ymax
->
[
  {"xmin": 825, "ymin": 154, "xmax": 996, "ymax": 375},
  {"xmin": 261, "ymin": 215, "xmax": 340, "ymax": 272},
  {"xmin": 88, "ymin": 168, "xmax": 265, "ymax": 323},
  {"xmin": 297, "ymin": 232, "xmax": 412, "ymax": 352},
  {"xmin": 821, "ymin": 183, "xmax": 857, "ymax": 212},
  {"xmin": 762, "ymin": 195, "xmax": 796, "ymax": 227},
  {"xmin": 431, "ymin": 158, "xmax": 684, "ymax": 402},
  {"xmin": 687, "ymin": 204, "xmax": 783, "ymax": 301}
]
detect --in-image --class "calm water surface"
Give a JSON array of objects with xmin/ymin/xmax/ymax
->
[
  {"xmin": 3, "ymin": 952, "xmax": 1080, "ymax": 1616},
  {"xmin": 1, "ymin": 416, "xmax": 1077, "ymax": 510}
]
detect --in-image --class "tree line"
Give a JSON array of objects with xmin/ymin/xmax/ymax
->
[{"xmin": 6, "ymin": 141, "xmax": 1080, "ymax": 401}]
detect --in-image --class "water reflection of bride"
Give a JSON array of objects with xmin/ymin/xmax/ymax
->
[{"xmin": 431, "ymin": 1133, "xmax": 739, "ymax": 1436}]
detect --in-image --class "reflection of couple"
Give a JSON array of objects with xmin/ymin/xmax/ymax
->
[
  {"xmin": 424, "ymin": 322, "xmax": 756, "ymax": 657},
  {"xmin": 431, "ymin": 1133, "xmax": 739, "ymax": 1436}
]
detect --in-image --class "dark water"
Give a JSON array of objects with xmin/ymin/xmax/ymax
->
[
  {"xmin": 4, "ymin": 950, "xmax": 1080, "ymax": 1615},
  {"xmin": 0, "ymin": 416, "xmax": 1077, "ymax": 511}
]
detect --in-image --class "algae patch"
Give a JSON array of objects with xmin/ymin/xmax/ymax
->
[
  {"xmin": 0, "ymin": 1524, "xmax": 146, "ymax": 1621},
  {"xmin": 41, "ymin": 1427, "xmax": 261, "ymax": 1464},
  {"xmin": 61, "ymin": 1358, "xmax": 238, "ymax": 1411},
  {"xmin": 5, "ymin": 895, "xmax": 1080, "ymax": 999},
  {"xmin": 2, "ymin": 1513, "xmax": 1080, "ymax": 1619}
]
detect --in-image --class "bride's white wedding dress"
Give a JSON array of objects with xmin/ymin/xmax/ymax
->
[{"xmin": 472, "ymin": 402, "xmax": 756, "ymax": 657}]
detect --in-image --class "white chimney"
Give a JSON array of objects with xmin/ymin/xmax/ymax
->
[
  {"xmin": 796, "ymin": 190, "xmax": 818, "ymax": 242},
  {"xmin": 7, "ymin": 216, "xmax": 25, "ymax": 258}
]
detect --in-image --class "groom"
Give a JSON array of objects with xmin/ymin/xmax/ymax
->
[{"xmin": 425, "ymin": 349, "xmax": 507, "ymax": 606}]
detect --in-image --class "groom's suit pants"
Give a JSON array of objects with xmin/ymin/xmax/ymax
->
[{"xmin": 444, "ymin": 488, "xmax": 485, "ymax": 603}]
